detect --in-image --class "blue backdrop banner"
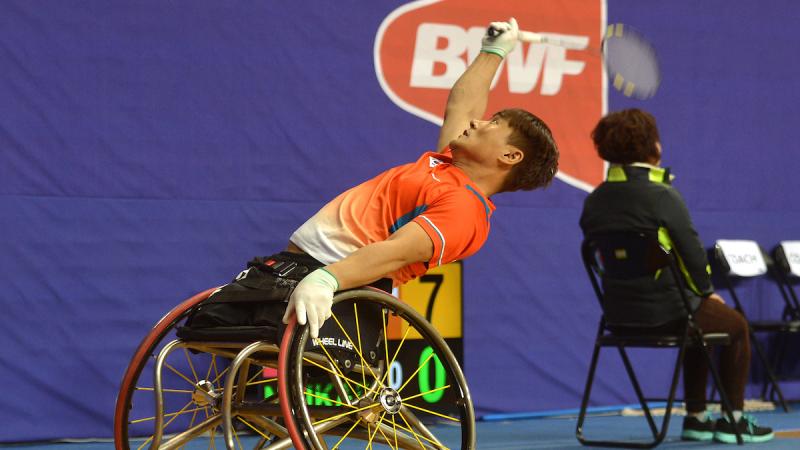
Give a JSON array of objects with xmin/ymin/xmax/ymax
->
[{"xmin": 1, "ymin": 0, "xmax": 799, "ymax": 441}]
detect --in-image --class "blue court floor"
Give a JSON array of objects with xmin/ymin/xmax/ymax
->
[{"xmin": 2, "ymin": 404, "xmax": 798, "ymax": 449}]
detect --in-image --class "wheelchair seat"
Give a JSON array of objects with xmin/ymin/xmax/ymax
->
[{"xmin": 176, "ymin": 324, "xmax": 280, "ymax": 342}]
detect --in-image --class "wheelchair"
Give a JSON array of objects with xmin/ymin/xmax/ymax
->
[{"xmin": 113, "ymin": 285, "xmax": 475, "ymax": 449}]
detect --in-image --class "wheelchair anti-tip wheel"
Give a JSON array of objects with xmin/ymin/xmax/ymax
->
[{"xmin": 278, "ymin": 288, "xmax": 476, "ymax": 450}]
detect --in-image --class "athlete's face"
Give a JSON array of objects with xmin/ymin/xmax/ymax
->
[{"xmin": 450, "ymin": 116, "xmax": 514, "ymax": 161}]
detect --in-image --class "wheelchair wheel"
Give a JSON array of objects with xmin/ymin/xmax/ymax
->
[
  {"xmin": 114, "ymin": 288, "xmax": 281, "ymax": 450},
  {"xmin": 278, "ymin": 288, "xmax": 476, "ymax": 449}
]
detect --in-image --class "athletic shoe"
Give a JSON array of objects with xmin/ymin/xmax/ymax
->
[
  {"xmin": 681, "ymin": 413, "xmax": 715, "ymax": 441},
  {"xmin": 713, "ymin": 414, "xmax": 774, "ymax": 444}
]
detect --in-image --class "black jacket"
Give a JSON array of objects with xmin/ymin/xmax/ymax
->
[{"xmin": 580, "ymin": 165, "xmax": 713, "ymax": 326}]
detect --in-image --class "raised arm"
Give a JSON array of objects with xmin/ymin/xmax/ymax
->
[{"xmin": 436, "ymin": 18, "xmax": 519, "ymax": 152}]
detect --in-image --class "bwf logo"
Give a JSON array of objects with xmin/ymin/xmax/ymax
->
[
  {"xmin": 375, "ymin": 0, "xmax": 608, "ymax": 191},
  {"xmin": 411, "ymin": 23, "xmax": 589, "ymax": 96}
]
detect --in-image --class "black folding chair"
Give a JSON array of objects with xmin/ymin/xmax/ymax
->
[
  {"xmin": 772, "ymin": 241, "xmax": 800, "ymax": 322},
  {"xmin": 576, "ymin": 232, "xmax": 742, "ymax": 448},
  {"xmin": 712, "ymin": 240, "xmax": 798, "ymax": 412}
]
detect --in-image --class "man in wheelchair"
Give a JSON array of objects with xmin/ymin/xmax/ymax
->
[
  {"xmin": 279, "ymin": 17, "xmax": 559, "ymax": 341},
  {"xmin": 116, "ymin": 17, "xmax": 559, "ymax": 450},
  {"xmin": 580, "ymin": 109, "xmax": 773, "ymax": 444}
]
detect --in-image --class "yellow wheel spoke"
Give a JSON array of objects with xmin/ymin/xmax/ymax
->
[
  {"xmin": 332, "ymin": 418, "xmax": 363, "ymax": 449},
  {"xmin": 164, "ymin": 361, "xmax": 197, "ymax": 387},
  {"xmin": 131, "ymin": 403, "xmax": 206, "ymax": 424},
  {"xmin": 130, "ymin": 398, "xmax": 188, "ymax": 424},
  {"xmin": 309, "ymin": 340, "xmax": 361, "ymax": 396},
  {"xmin": 313, "ymin": 401, "xmax": 380, "ymax": 425},
  {"xmin": 210, "ymin": 365, "xmax": 230, "ymax": 387},
  {"xmin": 209, "ymin": 426, "xmax": 217, "ymax": 449},
  {"xmin": 398, "ymin": 351, "xmax": 435, "ymax": 393},
  {"xmin": 353, "ymin": 303, "xmax": 367, "ymax": 390},
  {"xmin": 145, "ymin": 402, "xmax": 213, "ymax": 450},
  {"xmin": 379, "ymin": 326, "xmax": 412, "ymax": 388},
  {"xmin": 395, "ymin": 412, "xmax": 450, "ymax": 448},
  {"xmin": 233, "ymin": 422, "xmax": 244, "ymax": 450},
  {"xmin": 205, "ymin": 354, "xmax": 215, "ymax": 380},
  {"xmin": 404, "ymin": 403, "xmax": 460, "ymax": 422},
  {"xmin": 184, "ymin": 348, "xmax": 200, "ymax": 383},
  {"xmin": 396, "ymin": 413, "xmax": 427, "ymax": 449},
  {"xmin": 237, "ymin": 416, "xmax": 272, "ymax": 441},
  {"xmin": 303, "ymin": 350, "xmax": 374, "ymax": 397},
  {"xmin": 135, "ymin": 386, "xmax": 194, "ymax": 394},
  {"xmin": 331, "ymin": 313, "xmax": 382, "ymax": 384},
  {"xmin": 367, "ymin": 412, "xmax": 387, "ymax": 447},
  {"xmin": 304, "ymin": 388, "xmax": 357, "ymax": 408},
  {"xmin": 189, "ymin": 408, "xmax": 198, "ymax": 429},
  {"xmin": 136, "ymin": 434, "xmax": 154, "ymax": 450},
  {"xmin": 375, "ymin": 418, "xmax": 397, "ymax": 450},
  {"xmin": 246, "ymin": 377, "xmax": 277, "ymax": 387},
  {"xmin": 211, "ymin": 356, "xmax": 220, "ymax": 386},
  {"xmin": 382, "ymin": 311, "xmax": 391, "ymax": 386},
  {"xmin": 392, "ymin": 415, "xmax": 399, "ymax": 450},
  {"xmin": 401, "ymin": 385, "xmax": 450, "ymax": 403},
  {"xmin": 247, "ymin": 367, "xmax": 265, "ymax": 385}
]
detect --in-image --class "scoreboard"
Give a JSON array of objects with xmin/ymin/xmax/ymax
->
[
  {"xmin": 388, "ymin": 262, "xmax": 463, "ymax": 410},
  {"xmin": 266, "ymin": 262, "xmax": 464, "ymax": 417}
]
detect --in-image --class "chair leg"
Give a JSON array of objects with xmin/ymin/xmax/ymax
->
[
  {"xmin": 576, "ymin": 341, "xmax": 603, "ymax": 444},
  {"xmin": 659, "ymin": 343, "xmax": 686, "ymax": 445},
  {"xmin": 617, "ymin": 346, "xmax": 659, "ymax": 438},
  {"xmin": 618, "ymin": 341, "xmax": 686, "ymax": 448},
  {"xmin": 576, "ymin": 343, "xmax": 682, "ymax": 449},
  {"xmin": 769, "ymin": 333, "xmax": 789, "ymax": 406},
  {"xmin": 750, "ymin": 329, "xmax": 790, "ymax": 412}
]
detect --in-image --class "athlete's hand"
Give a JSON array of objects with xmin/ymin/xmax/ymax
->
[
  {"xmin": 481, "ymin": 17, "xmax": 519, "ymax": 58},
  {"xmin": 282, "ymin": 268, "xmax": 339, "ymax": 339}
]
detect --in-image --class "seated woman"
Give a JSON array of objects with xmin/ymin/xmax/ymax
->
[{"xmin": 579, "ymin": 109, "xmax": 773, "ymax": 444}]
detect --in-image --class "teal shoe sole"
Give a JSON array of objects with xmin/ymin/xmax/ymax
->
[
  {"xmin": 681, "ymin": 430, "xmax": 714, "ymax": 441},
  {"xmin": 714, "ymin": 431, "xmax": 775, "ymax": 444}
]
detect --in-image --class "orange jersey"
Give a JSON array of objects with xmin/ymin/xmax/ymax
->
[{"xmin": 290, "ymin": 148, "xmax": 495, "ymax": 285}]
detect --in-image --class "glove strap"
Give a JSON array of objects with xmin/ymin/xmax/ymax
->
[
  {"xmin": 317, "ymin": 267, "xmax": 340, "ymax": 291},
  {"xmin": 480, "ymin": 48, "xmax": 506, "ymax": 58}
]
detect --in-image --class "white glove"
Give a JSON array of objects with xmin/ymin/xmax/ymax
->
[
  {"xmin": 480, "ymin": 17, "xmax": 519, "ymax": 58},
  {"xmin": 282, "ymin": 268, "xmax": 339, "ymax": 339}
]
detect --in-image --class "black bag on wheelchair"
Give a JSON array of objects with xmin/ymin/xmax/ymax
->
[
  {"xmin": 177, "ymin": 251, "xmax": 390, "ymax": 370},
  {"xmin": 177, "ymin": 252, "xmax": 323, "ymax": 342}
]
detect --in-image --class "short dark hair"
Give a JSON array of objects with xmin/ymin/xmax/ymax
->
[
  {"xmin": 591, "ymin": 109, "xmax": 660, "ymax": 164},
  {"xmin": 494, "ymin": 108, "xmax": 559, "ymax": 192}
]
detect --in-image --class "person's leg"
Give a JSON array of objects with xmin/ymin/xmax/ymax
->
[
  {"xmin": 680, "ymin": 299, "xmax": 717, "ymax": 440},
  {"xmin": 681, "ymin": 298, "xmax": 749, "ymax": 441},
  {"xmin": 682, "ymin": 342, "xmax": 709, "ymax": 414},
  {"xmin": 689, "ymin": 298, "xmax": 772, "ymax": 443},
  {"xmin": 690, "ymin": 298, "xmax": 750, "ymax": 412}
]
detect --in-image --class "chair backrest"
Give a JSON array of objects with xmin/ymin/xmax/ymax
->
[
  {"xmin": 581, "ymin": 231, "xmax": 693, "ymax": 310},
  {"xmin": 713, "ymin": 239, "xmax": 800, "ymax": 320},
  {"xmin": 582, "ymin": 231, "xmax": 671, "ymax": 281},
  {"xmin": 772, "ymin": 241, "xmax": 800, "ymax": 317},
  {"xmin": 774, "ymin": 241, "xmax": 800, "ymax": 278},
  {"xmin": 714, "ymin": 239, "xmax": 768, "ymax": 278}
]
